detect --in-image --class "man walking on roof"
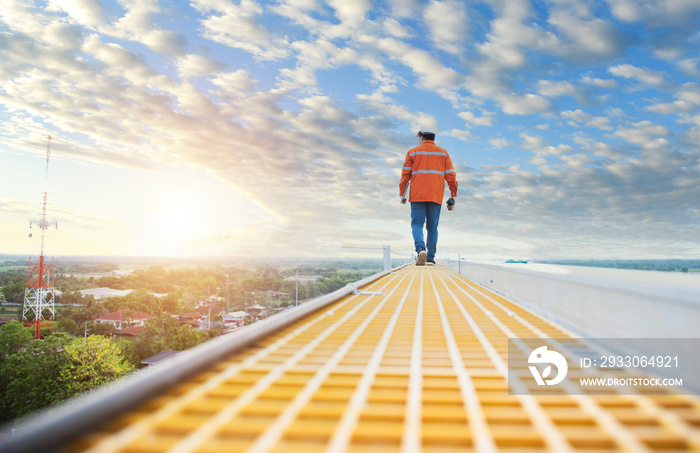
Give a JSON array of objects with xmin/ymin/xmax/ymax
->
[{"xmin": 399, "ymin": 131, "xmax": 458, "ymax": 266}]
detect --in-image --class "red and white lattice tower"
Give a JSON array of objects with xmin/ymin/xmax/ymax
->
[{"xmin": 23, "ymin": 136, "xmax": 58, "ymax": 339}]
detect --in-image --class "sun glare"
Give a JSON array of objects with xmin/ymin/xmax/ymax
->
[
  {"xmin": 163, "ymin": 205, "xmax": 199, "ymax": 238},
  {"xmin": 124, "ymin": 168, "xmax": 265, "ymax": 257},
  {"xmin": 130, "ymin": 186, "xmax": 213, "ymax": 257},
  {"xmin": 150, "ymin": 199, "xmax": 206, "ymax": 254}
]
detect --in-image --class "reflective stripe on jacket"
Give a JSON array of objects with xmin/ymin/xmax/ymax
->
[{"xmin": 399, "ymin": 140, "xmax": 458, "ymax": 204}]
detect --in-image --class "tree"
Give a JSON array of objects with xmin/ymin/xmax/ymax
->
[
  {"xmin": 59, "ymin": 336, "xmax": 134, "ymax": 396},
  {"xmin": 3, "ymin": 335, "xmax": 69, "ymax": 419},
  {"xmin": 225, "ymin": 284, "xmax": 247, "ymax": 312},
  {"xmin": 81, "ymin": 295, "xmax": 104, "ymax": 325},
  {"xmin": 87, "ymin": 321, "xmax": 116, "ymax": 336},
  {"xmin": 181, "ymin": 285, "xmax": 202, "ymax": 310},
  {"xmin": 1, "ymin": 333, "xmax": 134, "ymax": 423},
  {"xmin": 202, "ymin": 276, "xmax": 219, "ymax": 296},
  {"xmin": 56, "ymin": 318, "xmax": 80, "ymax": 336},
  {"xmin": 171, "ymin": 325, "xmax": 205, "ymax": 351},
  {"xmin": 0, "ymin": 321, "xmax": 33, "ymax": 356},
  {"xmin": 129, "ymin": 318, "xmax": 171, "ymax": 364},
  {"xmin": 1, "ymin": 280, "xmax": 24, "ymax": 304},
  {"xmin": 56, "ymin": 289, "xmax": 84, "ymax": 306},
  {"xmin": 0, "ymin": 322, "xmax": 34, "ymax": 423},
  {"xmin": 161, "ymin": 293, "xmax": 182, "ymax": 314}
]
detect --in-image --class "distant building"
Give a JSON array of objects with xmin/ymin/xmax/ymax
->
[
  {"xmin": 111, "ymin": 326, "xmax": 144, "ymax": 338},
  {"xmin": 223, "ymin": 311, "xmax": 249, "ymax": 330},
  {"xmin": 195, "ymin": 296, "xmax": 225, "ymax": 309},
  {"xmin": 141, "ymin": 350, "xmax": 180, "ymax": 367},
  {"xmin": 178, "ymin": 312, "xmax": 203, "ymax": 328},
  {"xmin": 284, "ymin": 275, "xmax": 322, "ymax": 282},
  {"xmin": 246, "ymin": 304, "xmax": 267, "ymax": 318},
  {"xmin": 95, "ymin": 310, "xmax": 155, "ymax": 330},
  {"xmin": 79, "ymin": 288, "xmax": 133, "ymax": 300},
  {"xmin": 0, "ymin": 317, "xmax": 16, "ymax": 327},
  {"xmin": 225, "ymin": 310, "xmax": 249, "ymax": 319},
  {"xmin": 192, "ymin": 306, "xmax": 225, "ymax": 331},
  {"xmin": 196, "ymin": 306, "xmax": 226, "ymax": 317}
]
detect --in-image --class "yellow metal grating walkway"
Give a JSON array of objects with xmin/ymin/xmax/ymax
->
[{"xmin": 42, "ymin": 266, "xmax": 700, "ymax": 451}]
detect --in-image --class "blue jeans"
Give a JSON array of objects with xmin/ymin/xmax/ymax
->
[{"xmin": 411, "ymin": 202, "xmax": 441, "ymax": 260}]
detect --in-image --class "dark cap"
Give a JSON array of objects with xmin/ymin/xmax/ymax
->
[{"xmin": 417, "ymin": 131, "xmax": 435, "ymax": 141}]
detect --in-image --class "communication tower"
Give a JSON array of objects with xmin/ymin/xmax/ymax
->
[{"xmin": 23, "ymin": 136, "xmax": 58, "ymax": 339}]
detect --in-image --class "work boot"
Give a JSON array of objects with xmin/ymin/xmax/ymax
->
[{"xmin": 416, "ymin": 250, "xmax": 427, "ymax": 266}]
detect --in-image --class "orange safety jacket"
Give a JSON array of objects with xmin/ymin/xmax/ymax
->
[{"xmin": 399, "ymin": 140, "xmax": 458, "ymax": 204}]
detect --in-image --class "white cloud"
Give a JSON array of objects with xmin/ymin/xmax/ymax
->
[
  {"xmin": 678, "ymin": 58, "xmax": 700, "ymax": 77},
  {"xmin": 356, "ymin": 92, "xmax": 439, "ymax": 132},
  {"xmin": 424, "ymin": 0, "xmax": 469, "ymax": 54},
  {"xmin": 82, "ymin": 34, "xmax": 167, "ymax": 87},
  {"xmin": 386, "ymin": 0, "xmax": 422, "ymax": 18},
  {"xmin": 644, "ymin": 83, "xmax": 700, "ymax": 114},
  {"xmin": 562, "ymin": 109, "xmax": 613, "ymax": 130},
  {"xmin": 442, "ymin": 129, "xmax": 476, "ymax": 141},
  {"xmin": 519, "ymin": 133, "xmax": 548, "ymax": 151},
  {"xmin": 580, "ymin": 75, "xmax": 619, "ymax": 89},
  {"xmin": 614, "ymin": 120, "xmax": 672, "ymax": 145},
  {"xmin": 586, "ymin": 117, "xmax": 614, "ymax": 131},
  {"xmin": 497, "ymin": 93, "xmax": 552, "ymax": 115},
  {"xmin": 176, "ymin": 54, "xmax": 225, "ymax": 79},
  {"xmin": 609, "ymin": 64, "xmax": 667, "ymax": 88},
  {"xmin": 135, "ymin": 29, "xmax": 186, "ymax": 56},
  {"xmin": 588, "ymin": 141, "xmax": 628, "ymax": 160},
  {"xmin": 193, "ymin": 0, "xmax": 290, "ymax": 61},
  {"xmin": 212, "ymin": 70, "xmax": 257, "ymax": 93},
  {"xmin": 297, "ymin": 95, "xmax": 355, "ymax": 126},
  {"xmin": 645, "ymin": 100, "xmax": 697, "ymax": 114},
  {"xmin": 43, "ymin": 21, "xmax": 84, "ymax": 51},
  {"xmin": 270, "ymin": 0, "xmax": 322, "ymax": 30},
  {"xmin": 606, "ymin": 107, "xmax": 627, "ymax": 117},
  {"xmin": 327, "ymin": 0, "xmax": 370, "ymax": 23},
  {"xmin": 680, "ymin": 88, "xmax": 700, "ymax": 105},
  {"xmin": 99, "ymin": 0, "xmax": 187, "ymax": 55},
  {"xmin": 604, "ymin": 0, "xmax": 700, "ymax": 59},
  {"xmin": 562, "ymin": 109, "xmax": 592, "ymax": 123},
  {"xmin": 279, "ymin": 39, "xmax": 361, "ymax": 89},
  {"xmin": 476, "ymin": 0, "xmax": 546, "ymax": 69},
  {"xmin": 458, "ymin": 110, "xmax": 493, "ymax": 127},
  {"xmin": 606, "ymin": 0, "xmax": 700, "ymax": 24},
  {"xmin": 48, "ymin": 0, "xmax": 105, "ymax": 28},
  {"xmin": 489, "ymin": 137, "xmax": 510, "ymax": 149},
  {"xmin": 546, "ymin": 2, "xmax": 624, "ymax": 63},
  {"xmin": 537, "ymin": 80, "xmax": 579, "ymax": 98},
  {"xmin": 366, "ymin": 36, "xmax": 462, "ymax": 90},
  {"xmin": 460, "ymin": 0, "xmax": 550, "ymax": 99},
  {"xmin": 383, "ymin": 18, "xmax": 410, "ymax": 39}
]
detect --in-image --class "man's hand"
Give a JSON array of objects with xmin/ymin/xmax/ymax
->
[
  {"xmin": 400, "ymin": 196, "xmax": 407, "ymax": 204},
  {"xmin": 446, "ymin": 197, "xmax": 455, "ymax": 211}
]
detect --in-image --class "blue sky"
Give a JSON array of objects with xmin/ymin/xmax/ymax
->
[{"xmin": 1, "ymin": 0, "xmax": 700, "ymax": 260}]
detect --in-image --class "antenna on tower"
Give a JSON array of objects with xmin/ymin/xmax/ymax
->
[{"xmin": 23, "ymin": 136, "xmax": 58, "ymax": 339}]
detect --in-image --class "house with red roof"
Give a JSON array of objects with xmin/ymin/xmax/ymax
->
[
  {"xmin": 95, "ymin": 310, "xmax": 156, "ymax": 330},
  {"xmin": 178, "ymin": 312, "xmax": 203, "ymax": 328},
  {"xmin": 196, "ymin": 306, "xmax": 226, "ymax": 316},
  {"xmin": 111, "ymin": 326, "xmax": 145, "ymax": 338}
]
